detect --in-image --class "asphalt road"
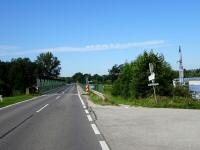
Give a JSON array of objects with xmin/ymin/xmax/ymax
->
[{"xmin": 0, "ymin": 84, "xmax": 102, "ymax": 150}]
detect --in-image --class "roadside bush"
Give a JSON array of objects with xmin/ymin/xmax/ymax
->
[
  {"xmin": 173, "ymin": 85, "xmax": 191, "ymax": 97},
  {"xmin": 111, "ymin": 79, "xmax": 121, "ymax": 96}
]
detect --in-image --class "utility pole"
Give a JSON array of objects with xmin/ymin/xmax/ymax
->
[{"xmin": 178, "ymin": 46, "xmax": 184, "ymax": 85}]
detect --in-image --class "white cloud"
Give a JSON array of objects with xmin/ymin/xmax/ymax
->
[{"xmin": 0, "ymin": 40, "xmax": 166, "ymax": 56}]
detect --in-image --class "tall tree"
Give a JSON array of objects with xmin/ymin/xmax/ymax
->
[
  {"xmin": 108, "ymin": 64, "xmax": 123, "ymax": 83},
  {"xmin": 72, "ymin": 72, "xmax": 85, "ymax": 83},
  {"xmin": 36, "ymin": 52, "xmax": 61, "ymax": 78},
  {"xmin": 112, "ymin": 51, "xmax": 176, "ymax": 98},
  {"xmin": 9, "ymin": 58, "xmax": 36, "ymax": 95}
]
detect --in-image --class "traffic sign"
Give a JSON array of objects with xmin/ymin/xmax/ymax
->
[
  {"xmin": 148, "ymin": 73, "xmax": 155, "ymax": 81},
  {"xmin": 149, "ymin": 63, "xmax": 154, "ymax": 74},
  {"xmin": 148, "ymin": 83, "xmax": 159, "ymax": 86}
]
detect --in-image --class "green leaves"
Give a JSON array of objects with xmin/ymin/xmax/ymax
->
[
  {"xmin": 35, "ymin": 52, "xmax": 61, "ymax": 78},
  {"xmin": 112, "ymin": 50, "xmax": 176, "ymax": 98}
]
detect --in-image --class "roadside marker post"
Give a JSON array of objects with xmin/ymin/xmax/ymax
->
[
  {"xmin": 86, "ymin": 84, "xmax": 90, "ymax": 93},
  {"xmin": 148, "ymin": 63, "xmax": 159, "ymax": 104}
]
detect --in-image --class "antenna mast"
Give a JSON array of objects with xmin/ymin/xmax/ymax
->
[{"xmin": 178, "ymin": 46, "xmax": 184, "ymax": 85}]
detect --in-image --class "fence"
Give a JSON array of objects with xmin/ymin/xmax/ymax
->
[{"xmin": 36, "ymin": 78, "xmax": 65, "ymax": 93}]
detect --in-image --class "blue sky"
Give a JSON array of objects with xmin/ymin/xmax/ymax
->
[{"xmin": 0, "ymin": 0, "xmax": 200, "ymax": 76}]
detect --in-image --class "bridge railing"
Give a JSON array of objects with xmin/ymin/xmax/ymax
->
[{"xmin": 36, "ymin": 78, "xmax": 65, "ymax": 93}]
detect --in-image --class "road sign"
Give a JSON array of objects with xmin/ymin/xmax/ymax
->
[
  {"xmin": 148, "ymin": 83, "xmax": 159, "ymax": 86},
  {"xmin": 149, "ymin": 63, "xmax": 154, "ymax": 74},
  {"xmin": 148, "ymin": 73, "xmax": 155, "ymax": 81}
]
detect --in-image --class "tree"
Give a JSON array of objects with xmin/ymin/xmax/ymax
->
[
  {"xmin": 0, "ymin": 61, "xmax": 12, "ymax": 96},
  {"xmin": 8, "ymin": 58, "xmax": 37, "ymax": 95},
  {"xmin": 108, "ymin": 64, "xmax": 123, "ymax": 83},
  {"xmin": 36, "ymin": 52, "xmax": 61, "ymax": 78},
  {"xmin": 112, "ymin": 51, "xmax": 176, "ymax": 98},
  {"xmin": 72, "ymin": 72, "xmax": 85, "ymax": 83}
]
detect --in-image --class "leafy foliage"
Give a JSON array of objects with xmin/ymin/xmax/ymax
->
[
  {"xmin": 112, "ymin": 51, "xmax": 176, "ymax": 98},
  {"xmin": 0, "ymin": 52, "xmax": 61, "ymax": 96},
  {"xmin": 108, "ymin": 64, "xmax": 123, "ymax": 83},
  {"xmin": 36, "ymin": 52, "xmax": 61, "ymax": 78},
  {"xmin": 173, "ymin": 85, "xmax": 191, "ymax": 97}
]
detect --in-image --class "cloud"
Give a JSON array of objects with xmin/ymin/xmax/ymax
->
[
  {"xmin": 37, "ymin": 40, "xmax": 165, "ymax": 53},
  {"xmin": 0, "ymin": 40, "xmax": 166, "ymax": 56}
]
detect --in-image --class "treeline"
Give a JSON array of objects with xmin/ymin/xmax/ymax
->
[
  {"xmin": 66, "ymin": 72, "xmax": 110, "ymax": 84},
  {"xmin": 0, "ymin": 52, "xmax": 61, "ymax": 96}
]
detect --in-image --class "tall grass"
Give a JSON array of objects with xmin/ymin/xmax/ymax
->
[
  {"xmin": 89, "ymin": 85, "xmax": 200, "ymax": 109},
  {"xmin": 0, "ymin": 95, "xmax": 35, "ymax": 108}
]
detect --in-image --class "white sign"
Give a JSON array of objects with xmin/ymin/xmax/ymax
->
[
  {"xmin": 148, "ymin": 83, "xmax": 159, "ymax": 86},
  {"xmin": 149, "ymin": 63, "xmax": 154, "ymax": 74},
  {"xmin": 148, "ymin": 73, "xmax": 155, "ymax": 81}
]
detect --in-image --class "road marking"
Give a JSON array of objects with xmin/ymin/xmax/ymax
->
[
  {"xmin": 56, "ymin": 96, "xmax": 60, "ymax": 100},
  {"xmin": 91, "ymin": 124, "xmax": 100, "ymax": 134},
  {"xmin": 87, "ymin": 115, "xmax": 93, "ymax": 122},
  {"xmin": 77, "ymin": 85, "xmax": 110, "ymax": 149},
  {"xmin": 85, "ymin": 109, "xmax": 89, "ymax": 114},
  {"xmin": 99, "ymin": 141, "xmax": 110, "ymax": 150},
  {"xmin": 77, "ymin": 87, "xmax": 86, "ymax": 109},
  {"xmin": 36, "ymin": 104, "xmax": 48, "ymax": 113}
]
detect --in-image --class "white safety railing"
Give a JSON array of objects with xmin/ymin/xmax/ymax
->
[{"xmin": 91, "ymin": 90, "xmax": 105, "ymax": 100}]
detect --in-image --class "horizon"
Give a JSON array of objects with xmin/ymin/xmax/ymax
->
[{"xmin": 0, "ymin": 0, "xmax": 200, "ymax": 76}]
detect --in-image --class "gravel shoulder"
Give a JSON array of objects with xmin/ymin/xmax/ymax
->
[{"xmin": 94, "ymin": 105, "xmax": 200, "ymax": 150}]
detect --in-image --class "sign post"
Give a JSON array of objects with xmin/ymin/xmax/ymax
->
[{"xmin": 148, "ymin": 63, "xmax": 159, "ymax": 104}]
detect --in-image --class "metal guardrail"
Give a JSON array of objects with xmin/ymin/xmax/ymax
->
[{"xmin": 91, "ymin": 90, "xmax": 106, "ymax": 100}]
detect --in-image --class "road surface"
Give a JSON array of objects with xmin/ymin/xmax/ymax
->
[{"xmin": 0, "ymin": 84, "xmax": 104, "ymax": 150}]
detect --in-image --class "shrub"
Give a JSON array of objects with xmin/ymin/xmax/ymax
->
[{"xmin": 173, "ymin": 85, "xmax": 191, "ymax": 97}]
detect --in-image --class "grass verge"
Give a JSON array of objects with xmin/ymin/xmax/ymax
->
[
  {"xmin": 0, "ymin": 94, "xmax": 37, "ymax": 108},
  {"xmin": 89, "ymin": 85, "xmax": 200, "ymax": 109}
]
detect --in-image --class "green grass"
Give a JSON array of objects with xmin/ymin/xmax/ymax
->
[
  {"xmin": 0, "ymin": 94, "xmax": 37, "ymax": 108},
  {"xmin": 89, "ymin": 85, "xmax": 200, "ymax": 109}
]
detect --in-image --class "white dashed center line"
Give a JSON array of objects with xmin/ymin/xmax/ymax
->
[{"xmin": 36, "ymin": 104, "xmax": 49, "ymax": 113}]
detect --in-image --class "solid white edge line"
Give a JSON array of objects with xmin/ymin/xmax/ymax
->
[
  {"xmin": 91, "ymin": 124, "xmax": 100, "ymax": 134},
  {"xmin": 77, "ymin": 85, "xmax": 109, "ymax": 149},
  {"xmin": 36, "ymin": 104, "xmax": 49, "ymax": 113},
  {"xmin": 87, "ymin": 115, "xmax": 93, "ymax": 122},
  {"xmin": 0, "ymin": 95, "xmax": 46, "ymax": 111},
  {"xmin": 99, "ymin": 141, "xmax": 110, "ymax": 150},
  {"xmin": 77, "ymin": 86, "xmax": 86, "ymax": 108},
  {"xmin": 85, "ymin": 109, "xmax": 89, "ymax": 114}
]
